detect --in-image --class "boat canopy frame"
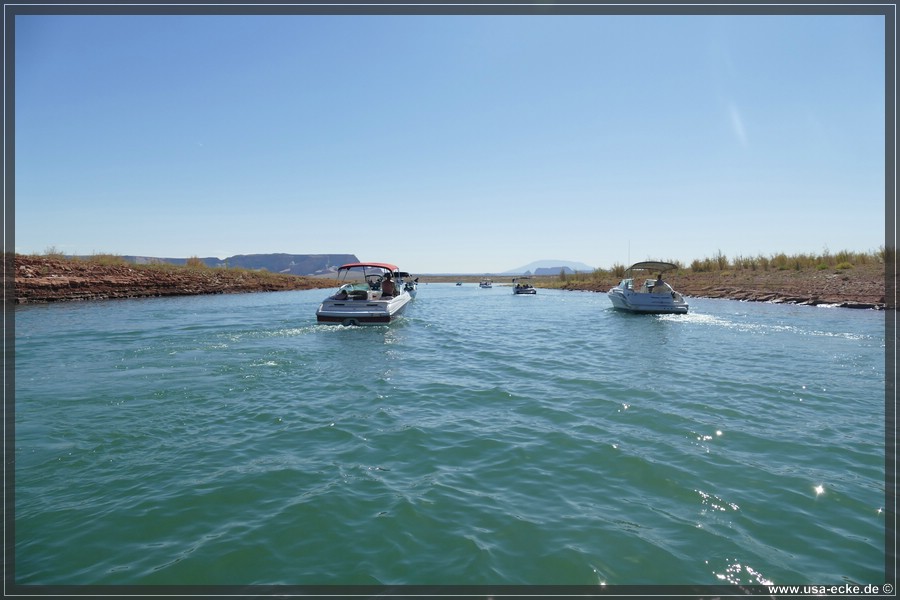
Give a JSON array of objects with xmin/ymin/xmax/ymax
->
[
  {"xmin": 624, "ymin": 261, "xmax": 680, "ymax": 275},
  {"xmin": 336, "ymin": 262, "xmax": 400, "ymax": 273},
  {"xmin": 334, "ymin": 263, "xmax": 401, "ymax": 288}
]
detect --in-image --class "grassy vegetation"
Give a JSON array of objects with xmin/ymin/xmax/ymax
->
[
  {"xmin": 38, "ymin": 246, "xmax": 67, "ymax": 260},
  {"xmin": 27, "ymin": 250, "xmax": 310, "ymax": 285},
  {"xmin": 85, "ymin": 253, "xmax": 131, "ymax": 266},
  {"xmin": 526, "ymin": 247, "xmax": 888, "ymax": 290},
  {"xmin": 31, "ymin": 247, "xmax": 887, "ymax": 285},
  {"xmin": 689, "ymin": 247, "xmax": 885, "ymax": 273}
]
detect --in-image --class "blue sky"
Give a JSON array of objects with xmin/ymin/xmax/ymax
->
[{"xmin": 14, "ymin": 11, "xmax": 886, "ymax": 274}]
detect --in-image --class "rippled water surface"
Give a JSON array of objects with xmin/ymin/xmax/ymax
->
[{"xmin": 14, "ymin": 284, "xmax": 886, "ymax": 586}]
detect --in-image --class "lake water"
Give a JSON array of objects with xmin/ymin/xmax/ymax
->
[{"xmin": 13, "ymin": 283, "xmax": 888, "ymax": 590}]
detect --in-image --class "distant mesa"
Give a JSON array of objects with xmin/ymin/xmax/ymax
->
[
  {"xmin": 532, "ymin": 266, "xmax": 578, "ymax": 276},
  {"xmin": 114, "ymin": 255, "xmax": 593, "ymax": 277},
  {"xmin": 503, "ymin": 260, "xmax": 596, "ymax": 276},
  {"xmin": 122, "ymin": 253, "xmax": 359, "ymax": 276}
]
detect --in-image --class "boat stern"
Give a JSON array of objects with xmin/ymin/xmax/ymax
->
[{"xmin": 316, "ymin": 289, "xmax": 412, "ymax": 325}]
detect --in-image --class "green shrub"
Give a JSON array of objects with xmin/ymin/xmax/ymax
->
[
  {"xmin": 42, "ymin": 246, "xmax": 66, "ymax": 259},
  {"xmin": 691, "ymin": 258, "xmax": 716, "ymax": 272},
  {"xmin": 834, "ymin": 250, "xmax": 853, "ymax": 265},
  {"xmin": 650, "ymin": 249, "xmax": 879, "ymax": 276},
  {"xmin": 88, "ymin": 253, "xmax": 128, "ymax": 266},
  {"xmin": 715, "ymin": 250, "xmax": 728, "ymax": 270}
]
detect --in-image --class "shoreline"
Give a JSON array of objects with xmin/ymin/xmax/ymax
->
[
  {"xmin": 552, "ymin": 266, "xmax": 887, "ymax": 310},
  {"xmin": 13, "ymin": 255, "xmax": 888, "ymax": 310},
  {"xmin": 13, "ymin": 254, "xmax": 335, "ymax": 304},
  {"xmin": 420, "ymin": 263, "xmax": 887, "ymax": 310}
]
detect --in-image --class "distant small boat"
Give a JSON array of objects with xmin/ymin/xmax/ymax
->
[
  {"xmin": 316, "ymin": 262, "xmax": 415, "ymax": 325},
  {"xmin": 479, "ymin": 278, "xmax": 493, "ymax": 288},
  {"xmin": 512, "ymin": 277, "xmax": 536, "ymax": 295},
  {"xmin": 607, "ymin": 261, "xmax": 688, "ymax": 314},
  {"xmin": 456, "ymin": 282, "xmax": 463, "ymax": 286}
]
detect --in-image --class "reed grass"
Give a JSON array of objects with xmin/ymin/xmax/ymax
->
[
  {"xmin": 31, "ymin": 250, "xmax": 308, "ymax": 285},
  {"xmin": 543, "ymin": 247, "xmax": 886, "ymax": 287},
  {"xmin": 695, "ymin": 248, "xmax": 884, "ymax": 273},
  {"xmin": 36, "ymin": 246, "xmax": 66, "ymax": 260},
  {"xmin": 185, "ymin": 256, "xmax": 208, "ymax": 269},
  {"xmin": 84, "ymin": 253, "xmax": 130, "ymax": 266},
  {"xmin": 31, "ymin": 247, "xmax": 886, "ymax": 284}
]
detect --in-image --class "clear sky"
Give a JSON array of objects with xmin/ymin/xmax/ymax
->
[{"xmin": 13, "ymin": 10, "xmax": 887, "ymax": 274}]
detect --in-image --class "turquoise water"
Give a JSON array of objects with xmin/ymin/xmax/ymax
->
[{"xmin": 14, "ymin": 284, "xmax": 887, "ymax": 588}]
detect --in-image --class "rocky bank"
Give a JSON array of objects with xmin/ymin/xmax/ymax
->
[
  {"xmin": 13, "ymin": 255, "xmax": 335, "ymax": 304},
  {"xmin": 12, "ymin": 255, "xmax": 890, "ymax": 309}
]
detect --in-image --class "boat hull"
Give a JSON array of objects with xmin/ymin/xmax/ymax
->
[
  {"xmin": 316, "ymin": 292, "xmax": 412, "ymax": 326},
  {"xmin": 608, "ymin": 288, "xmax": 688, "ymax": 314}
]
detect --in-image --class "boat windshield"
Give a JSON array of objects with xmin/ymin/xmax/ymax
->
[{"xmin": 338, "ymin": 266, "xmax": 389, "ymax": 282}]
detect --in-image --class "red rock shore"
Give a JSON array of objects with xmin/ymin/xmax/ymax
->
[
  {"xmin": 12, "ymin": 255, "xmax": 890, "ymax": 309},
  {"xmin": 13, "ymin": 255, "xmax": 336, "ymax": 304}
]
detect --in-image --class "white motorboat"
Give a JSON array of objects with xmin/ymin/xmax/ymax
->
[
  {"xmin": 479, "ymin": 278, "xmax": 493, "ymax": 288},
  {"xmin": 398, "ymin": 271, "xmax": 418, "ymax": 299},
  {"xmin": 316, "ymin": 262, "xmax": 415, "ymax": 325},
  {"xmin": 608, "ymin": 261, "xmax": 688, "ymax": 314},
  {"xmin": 512, "ymin": 277, "xmax": 536, "ymax": 294}
]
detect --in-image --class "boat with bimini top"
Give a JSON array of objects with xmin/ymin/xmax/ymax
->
[
  {"xmin": 316, "ymin": 262, "xmax": 415, "ymax": 325},
  {"xmin": 512, "ymin": 277, "xmax": 537, "ymax": 295},
  {"xmin": 607, "ymin": 261, "xmax": 689, "ymax": 314}
]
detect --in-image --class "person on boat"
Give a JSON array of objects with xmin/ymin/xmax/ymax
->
[
  {"xmin": 381, "ymin": 272, "xmax": 396, "ymax": 297},
  {"xmin": 654, "ymin": 273, "xmax": 671, "ymax": 294}
]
